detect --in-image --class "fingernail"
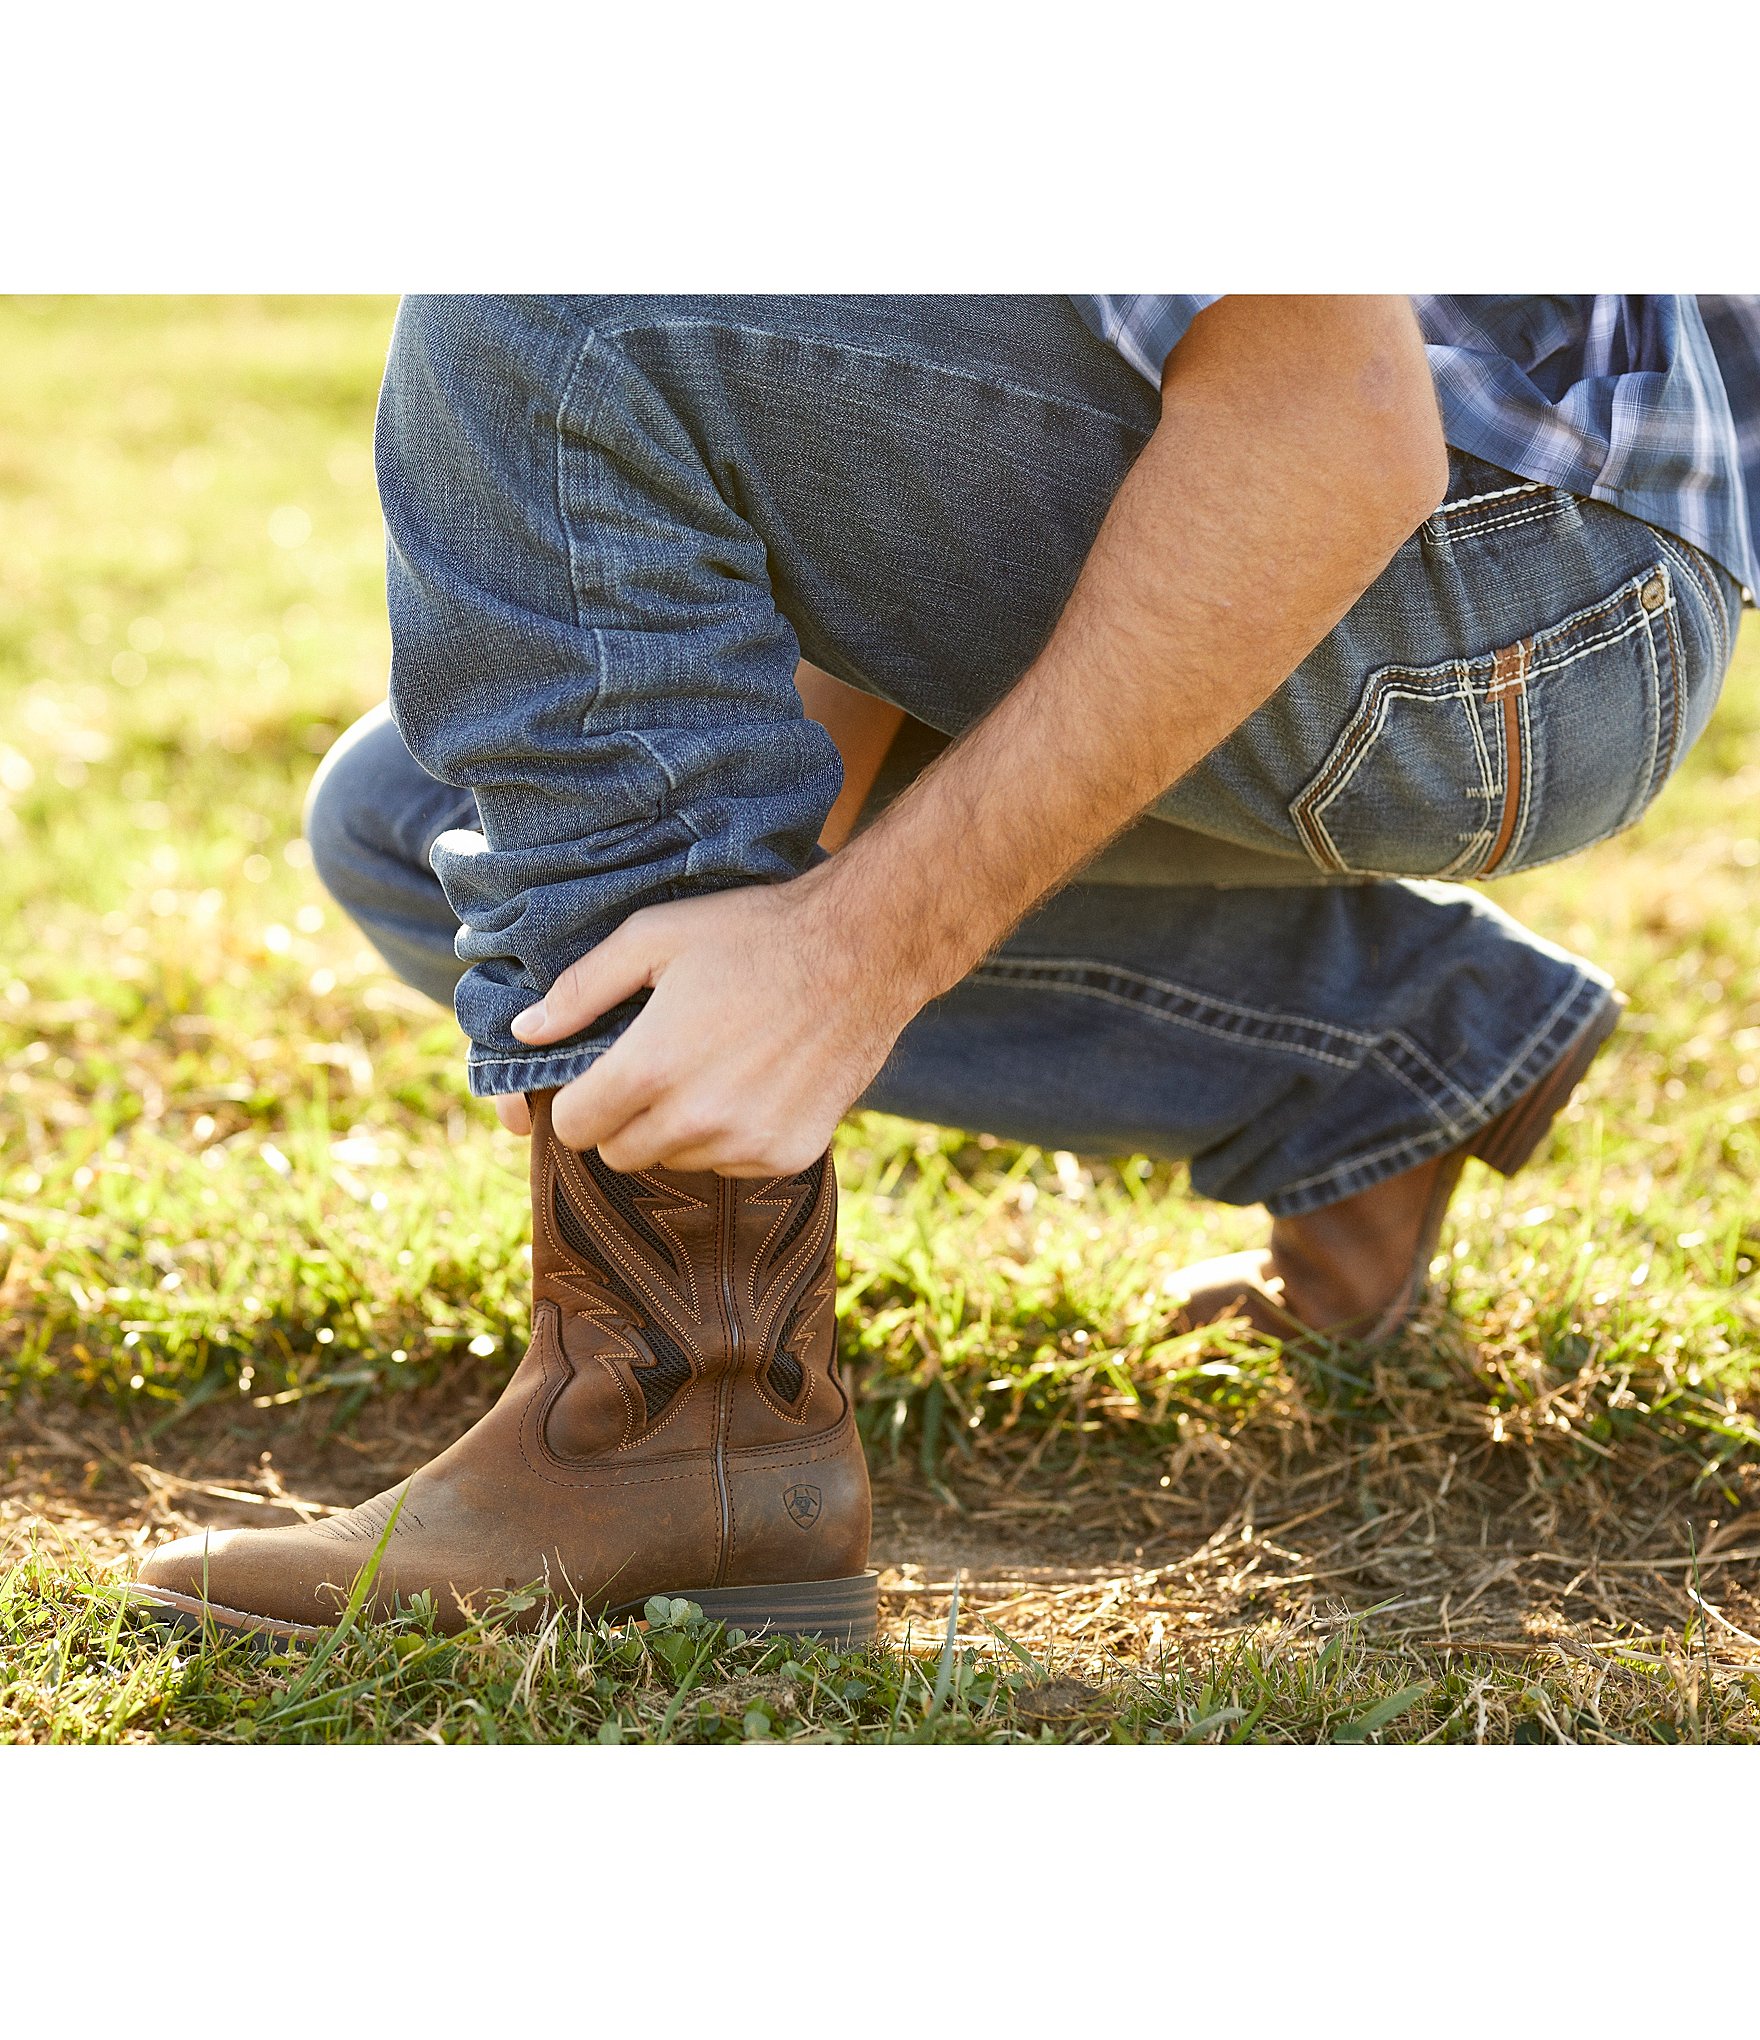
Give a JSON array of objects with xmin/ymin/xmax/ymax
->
[{"xmin": 511, "ymin": 1002, "xmax": 545, "ymax": 1039}]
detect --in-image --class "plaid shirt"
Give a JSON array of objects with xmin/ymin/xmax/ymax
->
[{"xmin": 1071, "ymin": 295, "xmax": 1760, "ymax": 600}]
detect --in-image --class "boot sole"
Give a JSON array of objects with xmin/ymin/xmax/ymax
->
[
  {"xmin": 608, "ymin": 1571, "xmax": 878, "ymax": 1645},
  {"xmin": 130, "ymin": 1570, "xmax": 879, "ymax": 1651}
]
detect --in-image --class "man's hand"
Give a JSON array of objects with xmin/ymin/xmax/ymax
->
[
  {"xmin": 506, "ymin": 868, "xmax": 913, "ymax": 1174},
  {"xmin": 504, "ymin": 297, "xmax": 1446, "ymax": 1174}
]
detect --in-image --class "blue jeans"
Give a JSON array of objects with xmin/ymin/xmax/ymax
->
[{"xmin": 310, "ymin": 295, "xmax": 1739, "ymax": 1217}]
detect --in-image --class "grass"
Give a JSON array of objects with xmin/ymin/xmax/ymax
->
[
  {"xmin": 11, "ymin": 1551, "xmax": 1756, "ymax": 1745},
  {"xmin": 2, "ymin": 294, "xmax": 1758, "ymax": 1743}
]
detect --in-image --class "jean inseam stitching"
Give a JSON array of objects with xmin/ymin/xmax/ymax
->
[
  {"xmin": 969, "ymin": 956, "xmax": 1478, "ymax": 1118},
  {"xmin": 973, "ymin": 955, "xmax": 1381, "ymax": 1054},
  {"xmin": 1364, "ymin": 1033, "xmax": 1483, "ymax": 1119},
  {"xmin": 967, "ymin": 977, "xmax": 1357, "ymax": 1072},
  {"xmin": 975, "ymin": 953, "xmax": 1491, "ymax": 1121}
]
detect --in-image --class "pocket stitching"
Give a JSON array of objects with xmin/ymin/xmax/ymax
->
[
  {"xmin": 1425, "ymin": 493, "xmax": 1572, "ymax": 547},
  {"xmin": 1525, "ymin": 568, "xmax": 1668, "ymax": 671},
  {"xmin": 1292, "ymin": 570, "xmax": 1666, "ymax": 881},
  {"xmin": 1651, "ymin": 556, "xmax": 1682, "ymax": 793},
  {"xmin": 1516, "ymin": 581, "xmax": 1668, "ymax": 871},
  {"xmin": 1653, "ymin": 531, "xmax": 1729, "ymax": 677},
  {"xmin": 1293, "ymin": 671, "xmax": 1495, "ymax": 877},
  {"xmin": 1652, "ymin": 530, "xmax": 1727, "ymax": 752},
  {"xmin": 1426, "ymin": 480, "xmax": 1547, "ymax": 523}
]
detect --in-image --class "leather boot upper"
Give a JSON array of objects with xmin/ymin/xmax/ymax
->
[{"xmin": 135, "ymin": 1094, "xmax": 868, "ymax": 1632}]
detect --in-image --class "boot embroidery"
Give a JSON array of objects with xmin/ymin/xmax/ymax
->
[
  {"xmin": 566, "ymin": 1154, "xmax": 709, "ymax": 1362},
  {"xmin": 552, "ymin": 1141, "xmax": 726, "ymax": 1371},
  {"xmin": 765, "ymin": 1253, "xmax": 834, "ymax": 1412},
  {"xmin": 551, "ymin": 1178, "xmax": 696, "ymax": 1424},
  {"xmin": 544, "ymin": 1128, "xmax": 841, "ymax": 1448},
  {"xmin": 578, "ymin": 1144, "xmax": 703, "ymax": 1299},
  {"xmin": 740, "ymin": 1165, "xmax": 834, "ymax": 1423},
  {"xmin": 748, "ymin": 1157, "xmax": 828, "ymax": 1295}
]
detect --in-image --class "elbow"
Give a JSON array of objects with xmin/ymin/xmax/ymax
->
[
  {"xmin": 1335, "ymin": 421, "xmax": 1447, "ymax": 583},
  {"xmin": 1393, "ymin": 409, "xmax": 1450, "ymax": 534},
  {"xmin": 1357, "ymin": 352, "xmax": 1449, "ymax": 550}
]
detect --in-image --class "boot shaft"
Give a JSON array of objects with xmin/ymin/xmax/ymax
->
[
  {"xmin": 530, "ymin": 1092, "xmax": 844, "ymax": 1457},
  {"xmin": 130, "ymin": 1091, "xmax": 872, "ymax": 1638}
]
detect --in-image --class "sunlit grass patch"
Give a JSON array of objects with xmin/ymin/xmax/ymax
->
[{"xmin": 8, "ymin": 1542, "xmax": 1759, "ymax": 1745}]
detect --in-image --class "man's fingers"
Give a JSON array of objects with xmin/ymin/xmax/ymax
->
[
  {"xmin": 598, "ymin": 1108, "xmax": 750, "ymax": 1175},
  {"xmin": 512, "ymin": 919, "xmax": 659, "ymax": 1045},
  {"xmin": 598, "ymin": 1092, "xmax": 836, "ymax": 1177},
  {"xmin": 565, "ymin": 1067, "xmax": 785, "ymax": 1175},
  {"xmin": 549, "ymin": 1041, "xmax": 667, "ymax": 1154},
  {"xmin": 494, "ymin": 1093, "xmax": 532, "ymax": 1136},
  {"xmin": 595, "ymin": 1106, "xmax": 681, "ymax": 1175}
]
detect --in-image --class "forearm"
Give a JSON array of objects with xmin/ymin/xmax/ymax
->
[{"xmin": 801, "ymin": 295, "xmax": 1447, "ymax": 1015}]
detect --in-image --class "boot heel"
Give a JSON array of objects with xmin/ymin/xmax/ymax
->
[{"xmin": 660, "ymin": 1572, "xmax": 879, "ymax": 1646}]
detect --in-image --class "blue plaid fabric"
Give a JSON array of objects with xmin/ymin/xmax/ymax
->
[{"xmin": 1071, "ymin": 294, "xmax": 1760, "ymax": 600}]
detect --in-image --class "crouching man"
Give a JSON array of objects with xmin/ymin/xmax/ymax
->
[{"xmin": 133, "ymin": 294, "xmax": 1746, "ymax": 1643}]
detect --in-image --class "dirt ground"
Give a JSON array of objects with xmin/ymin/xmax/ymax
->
[{"xmin": 11, "ymin": 1366, "xmax": 1760, "ymax": 1678}]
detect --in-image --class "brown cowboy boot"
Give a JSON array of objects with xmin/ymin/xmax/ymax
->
[
  {"xmin": 1162, "ymin": 990, "xmax": 1623, "ymax": 1347},
  {"xmin": 131, "ymin": 1092, "xmax": 875, "ymax": 1644}
]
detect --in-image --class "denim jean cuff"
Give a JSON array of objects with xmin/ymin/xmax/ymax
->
[
  {"xmin": 1261, "ymin": 968, "xmax": 1616, "ymax": 1219},
  {"xmin": 466, "ymin": 1037, "xmax": 618, "ymax": 1099}
]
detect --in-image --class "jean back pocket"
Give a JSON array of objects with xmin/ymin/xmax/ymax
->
[{"xmin": 1290, "ymin": 565, "xmax": 1680, "ymax": 881}]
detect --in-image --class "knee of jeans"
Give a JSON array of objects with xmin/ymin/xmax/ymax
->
[{"xmin": 303, "ymin": 708, "xmax": 411, "ymax": 911}]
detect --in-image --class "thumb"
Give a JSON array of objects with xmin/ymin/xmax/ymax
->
[{"xmin": 510, "ymin": 916, "xmax": 664, "ymax": 1045}]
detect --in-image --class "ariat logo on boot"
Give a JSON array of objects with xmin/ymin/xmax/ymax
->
[{"xmin": 783, "ymin": 1484, "xmax": 822, "ymax": 1528}]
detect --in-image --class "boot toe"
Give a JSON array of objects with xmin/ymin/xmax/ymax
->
[
  {"xmin": 137, "ymin": 1526, "xmax": 247, "ymax": 1599},
  {"xmin": 132, "ymin": 1524, "xmax": 347, "ymax": 1639}
]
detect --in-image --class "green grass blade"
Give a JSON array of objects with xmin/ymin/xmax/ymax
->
[{"xmin": 1332, "ymin": 1681, "xmax": 1433, "ymax": 1744}]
